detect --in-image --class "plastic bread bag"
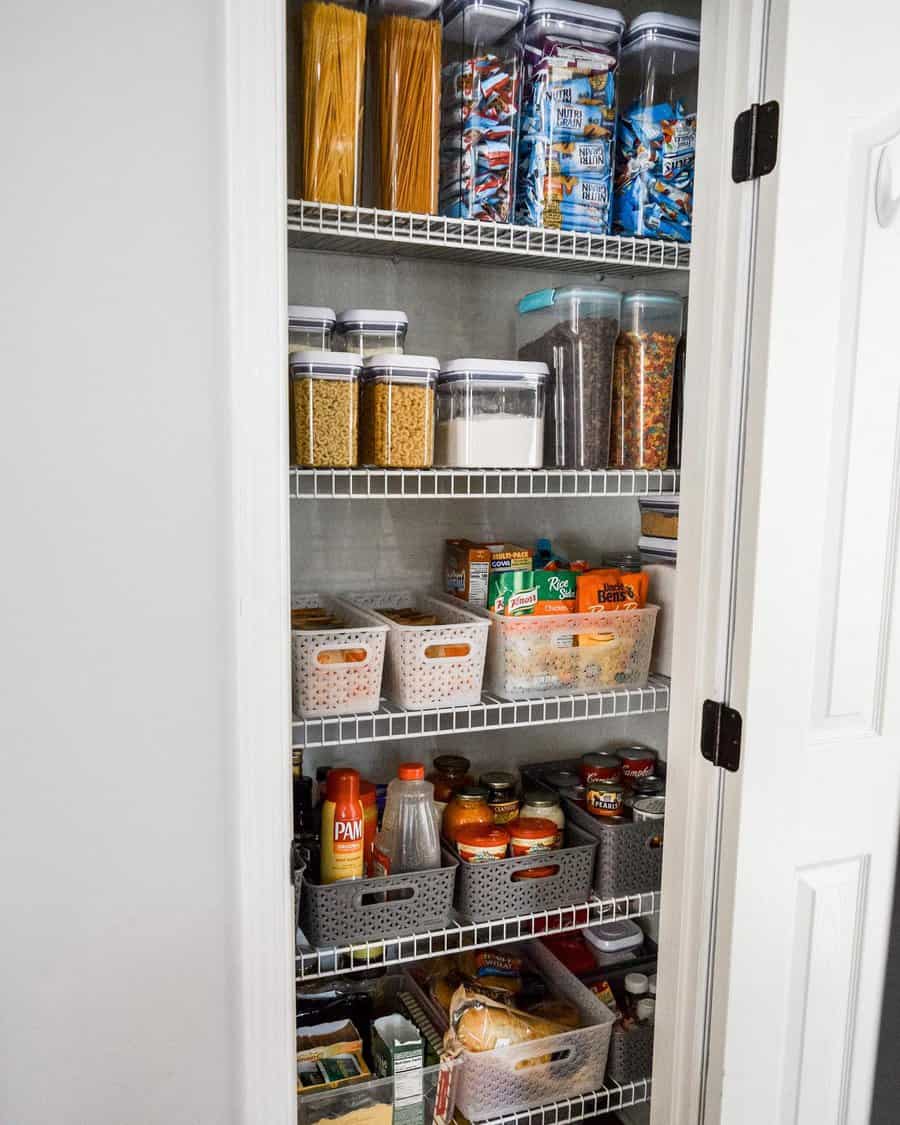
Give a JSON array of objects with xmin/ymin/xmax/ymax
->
[{"xmin": 446, "ymin": 983, "xmax": 570, "ymax": 1052}]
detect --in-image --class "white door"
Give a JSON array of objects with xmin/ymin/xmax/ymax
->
[{"xmin": 702, "ymin": 1, "xmax": 900, "ymax": 1122}]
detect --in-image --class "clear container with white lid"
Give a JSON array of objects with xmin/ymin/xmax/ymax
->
[
  {"xmin": 612, "ymin": 13, "xmax": 700, "ymax": 242},
  {"xmin": 289, "ymin": 350, "xmax": 363, "ymax": 467},
  {"xmin": 435, "ymin": 359, "xmax": 549, "ymax": 468},
  {"xmin": 517, "ymin": 286, "xmax": 621, "ymax": 468},
  {"xmin": 337, "ymin": 309, "xmax": 409, "ymax": 358},
  {"xmin": 289, "ymin": 305, "xmax": 337, "ymax": 353},
  {"xmin": 516, "ymin": 1, "xmax": 625, "ymax": 232},
  {"xmin": 360, "ymin": 354, "xmax": 440, "ymax": 468},
  {"xmin": 583, "ymin": 918, "xmax": 645, "ymax": 965}
]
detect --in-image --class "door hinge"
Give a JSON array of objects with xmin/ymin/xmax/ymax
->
[
  {"xmin": 701, "ymin": 700, "xmax": 743, "ymax": 771},
  {"xmin": 731, "ymin": 100, "xmax": 779, "ymax": 183}
]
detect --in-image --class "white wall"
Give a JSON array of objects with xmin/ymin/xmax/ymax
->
[{"xmin": 1, "ymin": 4, "xmax": 236, "ymax": 1122}]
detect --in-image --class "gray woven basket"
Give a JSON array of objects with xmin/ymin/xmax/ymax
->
[
  {"xmin": 565, "ymin": 798, "xmax": 663, "ymax": 898},
  {"xmin": 298, "ymin": 860, "xmax": 457, "ymax": 948},
  {"xmin": 606, "ymin": 1021, "xmax": 654, "ymax": 1084},
  {"xmin": 450, "ymin": 823, "xmax": 595, "ymax": 923}
]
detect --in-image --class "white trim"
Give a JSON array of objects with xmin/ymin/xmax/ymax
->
[{"xmin": 223, "ymin": 0, "xmax": 295, "ymax": 1123}]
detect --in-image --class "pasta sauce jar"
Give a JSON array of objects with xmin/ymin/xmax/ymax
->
[
  {"xmin": 508, "ymin": 815, "xmax": 560, "ymax": 879},
  {"xmin": 456, "ymin": 823, "xmax": 510, "ymax": 863},
  {"xmin": 581, "ymin": 752, "xmax": 622, "ymax": 785},
  {"xmin": 480, "ymin": 770, "xmax": 519, "ymax": 825}
]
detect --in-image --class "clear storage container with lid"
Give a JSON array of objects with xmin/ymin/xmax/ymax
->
[
  {"xmin": 337, "ymin": 309, "xmax": 409, "ymax": 358},
  {"xmin": 290, "ymin": 351, "xmax": 363, "ymax": 467},
  {"xmin": 435, "ymin": 359, "xmax": 549, "ymax": 467},
  {"xmin": 517, "ymin": 286, "xmax": 621, "ymax": 468},
  {"xmin": 610, "ymin": 291, "xmax": 683, "ymax": 470},
  {"xmin": 297, "ymin": 0, "xmax": 367, "ymax": 206},
  {"xmin": 360, "ymin": 354, "xmax": 439, "ymax": 467},
  {"xmin": 612, "ymin": 13, "xmax": 700, "ymax": 242},
  {"xmin": 289, "ymin": 305, "xmax": 337, "ymax": 353},
  {"xmin": 372, "ymin": 0, "xmax": 443, "ymax": 214},
  {"xmin": 439, "ymin": 0, "xmax": 529, "ymax": 223},
  {"xmin": 516, "ymin": 1, "xmax": 625, "ymax": 232}
]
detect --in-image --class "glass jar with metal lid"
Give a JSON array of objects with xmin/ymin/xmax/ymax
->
[
  {"xmin": 480, "ymin": 770, "xmax": 519, "ymax": 825},
  {"xmin": 289, "ymin": 351, "xmax": 362, "ymax": 467},
  {"xmin": 430, "ymin": 754, "xmax": 471, "ymax": 804},
  {"xmin": 443, "ymin": 785, "xmax": 493, "ymax": 843},
  {"xmin": 519, "ymin": 789, "xmax": 564, "ymax": 844}
]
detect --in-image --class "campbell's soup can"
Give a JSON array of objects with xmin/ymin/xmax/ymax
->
[
  {"xmin": 581, "ymin": 752, "xmax": 622, "ymax": 785},
  {"xmin": 615, "ymin": 745, "xmax": 658, "ymax": 787},
  {"xmin": 585, "ymin": 781, "xmax": 627, "ymax": 818}
]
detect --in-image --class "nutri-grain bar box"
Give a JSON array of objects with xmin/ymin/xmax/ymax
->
[{"xmin": 445, "ymin": 540, "xmax": 532, "ymax": 608}]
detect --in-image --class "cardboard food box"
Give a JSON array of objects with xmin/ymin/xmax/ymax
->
[
  {"xmin": 297, "ymin": 1019, "xmax": 371, "ymax": 1095},
  {"xmin": 445, "ymin": 540, "xmax": 532, "ymax": 607},
  {"xmin": 372, "ymin": 1014, "xmax": 424, "ymax": 1125}
]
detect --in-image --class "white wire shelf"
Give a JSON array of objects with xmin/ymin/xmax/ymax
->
[
  {"xmin": 288, "ymin": 200, "xmax": 690, "ymax": 275},
  {"xmin": 294, "ymin": 676, "xmax": 669, "ymax": 749},
  {"xmin": 296, "ymin": 890, "xmax": 660, "ymax": 980},
  {"xmin": 290, "ymin": 466, "xmax": 680, "ymax": 500},
  {"xmin": 473, "ymin": 1077, "xmax": 652, "ymax": 1125}
]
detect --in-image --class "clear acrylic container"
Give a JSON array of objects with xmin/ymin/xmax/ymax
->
[
  {"xmin": 517, "ymin": 286, "xmax": 621, "ymax": 468},
  {"xmin": 516, "ymin": 1, "xmax": 625, "ymax": 233},
  {"xmin": 360, "ymin": 354, "xmax": 439, "ymax": 468},
  {"xmin": 289, "ymin": 306, "xmax": 337, "ymax": 353},
  {"xmin": 612, "ymin": 13, "xmax": 700, "ymax": 242},
  {"xmin": 297, "ymin": 0, "xmax": 367, "ymax": 206},
  {"xmin": 337, "ymin": 308, "xmax": 409, "ymax": 358},
  {"xmin": 289, "ymin": 350, "xmax": 363, "ymax": 467},
  {"xmin": 609, "ymin": 291, "xmax": 683, "ymax": 470},
  {"xmin": 439, "ymin": 0, "xmax": 529, "ymax": 223},
  {"xmin": 373, "ymin": 0, "xmax": 443, "ymax": 213},
  {"xmin": 435, "ymin": 359, "xmax": 548, "ymax": 467}
]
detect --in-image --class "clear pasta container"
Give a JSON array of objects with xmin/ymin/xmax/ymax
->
[
  {"xmin": 612, "ymin": 13, "xmax": 700, "ymax": 241},
  {"xmin": 288, "ymin": 305, "xmax": 337, "ymax": 353},
  {"xmin": 609, "ymin": 291, "xmax": 683, "ymax": 470},
  {"xmin": 517, "ymin": 286, "xmax": 621, "ymax": 468},
  {"xmin": 360, "ymin": 354, "xmax": 439, "ymax": 467},
  {"xmin": 439, "ymin": 0, "xmax": 529, "ymax": 223},
  {"xmin": 372, "ymin": 0, "xmax": 443, "ymax": 213},
  {"xmin": 435, "ymin": 359, "xmax": 548, "ymax": 468},
  {"xmin": 297, "ymin": 0, "xmax": 367, "ymax": 206},
  {"xmin": 336, "ymin": 308, "xmax": 409, "ymax": 358},
  {"xmin": 289, "ymin": 350, "xmax": 363, "ymax": 467},
  {"xmin": 516, "ymin": 1, "xmax": 625, "ymax": 233}
]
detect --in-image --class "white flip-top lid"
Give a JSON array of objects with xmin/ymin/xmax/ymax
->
[
  {"xmin": 363, "ymin": 353, "xmax": 441, "ymax": 383},
  {"xmin": 337, "ymin": 308, "xmax": 409, "ymax": 329},
  {"xmin": 289, "ymin": 350, "xmax": 364, "ymax": 379},
  {"xmin": 527, "ymin": 0, "xmax": 625, "ymax": 36},
  {"xmin": 623, "ymin": 11, "xmax": 700, "ymax": 48},
  {"xmin": 439, "ymin": 358, "xmax": 549, "ymax": 383},
  {"xmin": 583, "ymin": 918, "xmax": 644, "ymax": 952},
  {"xmin": 288, "ymin": 305, "xmax": 337, "ymax": 325}
]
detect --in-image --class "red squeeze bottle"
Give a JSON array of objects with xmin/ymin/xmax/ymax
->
[{"xmin": 320, "ymin": 768, "xmax": 364, "ymax": 884}]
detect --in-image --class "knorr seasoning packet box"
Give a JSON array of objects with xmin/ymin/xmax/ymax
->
[{"xmin": 488, "ymin": 570, "xmax": 577, "ymax": 615}]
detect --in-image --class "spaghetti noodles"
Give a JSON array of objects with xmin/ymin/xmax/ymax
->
[
  {"xmin": 300, "ymin": 0, "xmax": 367, "ymax": 206},
  {"xmin": 376, "ymin": 12, "xmax": 441, "ymax": 214}
]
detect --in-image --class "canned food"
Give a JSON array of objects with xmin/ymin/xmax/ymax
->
[
  {"xmin": 632, "ymin": 796, "xmax": 666, "ymax": 822},
  {"xmin": 545, "ymin": 768, "xmax": 582, "ymax": 790},
  {"xmin": 586, "ymin": 781, "xmax": 627, "ymax": 818},
  {"xmin": 559, "ymin": 783, "xmax": 587, "ymax": 804},
  {"xmin": 615, "ymin": 745, "xmax": 658, "ymax": 786},
  {"xmin": 581, "ymin": 752, "xmax": 622, "ymax": 785}
]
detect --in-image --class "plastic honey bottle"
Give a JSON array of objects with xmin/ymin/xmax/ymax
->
[{"xmin": 320, "ymin": 768, "xmax": 365, "ymax": 883}]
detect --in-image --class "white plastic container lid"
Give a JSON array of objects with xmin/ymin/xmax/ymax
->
[
  {"xmin": 337, "ymin": 308, "xmax": 410, "ymax": 330},
  {"xmin": 624, "ymin": 971, "xmax": 650, "ymax": 996},
  {"xmin": 438, "ymin": 358, "xmax": 549, "ymax": 384},
  {"xmin": 526, "ymin": 0, "xmax": 625, "ymax": 38},
  {"xmin": 623, "ymin": 12, "xmax": 700, "ymax": 49},
  {"xmin": 648, "ymin": 973, "xmax": 657, "ymax": 996},
  {"xmin": 583, "ymin": 918, "xmax": 644, "ymax": 952},
  {"xmin": 289, "ymin": 350, "xmax": 364, "ymax": 380},
  {"xmin": 288, "ymin": 305, "xmax": 337, "ymax": 327},
  {"xmin": 363, "ymin": 353, "xmax": 441, "ymax": 384}
]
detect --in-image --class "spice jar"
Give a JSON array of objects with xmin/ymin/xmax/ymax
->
[
  {"xmin": 585, "ymin": 780, "xmax": 627, "ymax": 818},
  {"xmin": 609, "ymin": 291, "xmax": 683, "ymax": 470},
  {"xmin": 456, "ymin": 823, "xmax": 509, "ymax": 863},
  {"xmin": 337, "ymin": 309, "xmax": 408, "ymax": 358},
  {"xmin": 289, "ymin": 305, "xmax": 337, "ymax": 353},
  {"xmin": 360, "ymin": 355, "xmax": 439, "ymax": 468},
  {"xmin": 442, "ymin": 785, "xmax": 493, "ymax": 843},
  {"xmin": 581, "ymin": 752, "xmax": 622, "ymax": 785},
  {"xmin": 430, "ymin": 754, "xmax": 471, "ymax": 804},
  {"xmin": 615, "ymin": 744, "xmax": 659, "ymax": 787},
  {"xmin": 480, "ymin": 771, "xmax": 519, "ymax": 825},
  {"xmin": 519, "ymin": 790, "xmax": 564, "ymax": 845},
  {"xmin": 289, "ymin": 351, "xmax": 362, "ymax": 467}
]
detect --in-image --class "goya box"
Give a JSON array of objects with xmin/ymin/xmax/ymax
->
[
  {"xmin": 488, "ymin": 569, "xmax": 577, "ymax": 615},
  {"xmin": 446, "ymin": 540, "xmax": 532, "ymax": 607}
]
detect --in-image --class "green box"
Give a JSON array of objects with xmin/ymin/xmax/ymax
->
[{"xmin": 372, "ymin": 1014, "xmax": 425, "ymax": 1125}]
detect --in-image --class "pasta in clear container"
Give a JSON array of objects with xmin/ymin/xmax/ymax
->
[{"xmin": 298, "ymin": 0, "xmax": 367, "ymax": 206}]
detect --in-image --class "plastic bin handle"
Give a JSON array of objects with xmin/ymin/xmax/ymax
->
[
  {"xmin": 311, "ymin": 642, "xmax": 374, "ymax": 670},
  {"xmin": 422, "ymin": 641, "xmax": 471, "ymax": 661},
  {"xmin": 509, "ymin": 1042, "xmax": 576, "ymax": 1070},
  {"xmin": 354, "ymin": 882, "xmax": 419, "ymax": 909}
]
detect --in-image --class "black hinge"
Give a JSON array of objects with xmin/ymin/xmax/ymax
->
[
  {"xmin": 731, "ymin": 100, "xmax": 779, "ymax": 183},
  {"xmin": 701, "ymin": 700, "xmax": 743, "ymax": 771}
]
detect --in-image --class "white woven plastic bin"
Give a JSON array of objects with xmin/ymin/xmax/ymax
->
[
  {"xmin": 344, "ymin": 590, "xmax": 489, "ymax": 709},
  {"xmin": 291, "ymin": 593, "xmax": 389, "ymax": 718}
]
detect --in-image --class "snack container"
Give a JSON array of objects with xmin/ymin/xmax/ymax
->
[
  {"xmin": 435, "ymin": 359, "xmax": 548, "ymax": 467},
  {"xmin": 360, "ymin": 354, "xmax": 439, "ymax": 467},
  {"xmin": 337, "ymin": 309, "xmax": 409, "ymax": 358},
  {"xmin": 613, "ymin": 13, "xmax": 700, "ymax": 241},
  {"xmin": 439, "ymin": 0, "xmax": 529, "ymax": 223},
  {"xmin": 609, "ymin": 291, "xmax": 683, "ymax": 470},
  {"xmin": 517, "ymin": 286, "xmax": 621, "ymax": 468},
  {"xmin": 297, "ymin": 1060, "xmax": 443, "ymax": 1125},
  {"xmin": 297, "ymin": 0, "xmax": 367, "ymax": 206},
  {"xmin": 291, "ymin": 593, "xmax": 389, "ymax": 718},
  {"xmin": 582, "ymin": 918, "xmax": 644, "ymax": 966},
  {"xmin": 345, "ymin": 589, "xmax": 490, "ymax": 709},
  {"xmin": 516, "ymin": 1, "xmax": 625, "ymax": 233},
  {"xmin": 290, "ymin": 351, "xmax": 363, "ymax": 467},
  {"xmin": 289, "ymin": 306, "xmax": 337, "ymax": 353}
]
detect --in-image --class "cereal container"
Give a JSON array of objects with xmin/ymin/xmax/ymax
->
[
  {"xmin": 337, "ymin": 309, "xmax": 409, "ymax": 358},
  {"xmin": 517, "ymin": 286, "xmax": 621, "ymax": 468},
  {"xmin": 297, "ymin": 0, "xmax": 368, "ymax": 206},
  {"xmin": 289, "ymin": 305, "xmax": 337, "ymax": 353},
  {"xmin": 516, "ymin": 1, "xmax": 625, "ymax": 233},
  {"xmin": 435, "ymin": 359, "xmax": 548, "ymax": 468},
  {"xmin": 372, "ymin": 0, "xmax": 443, "ymax": 214},
  {"xmin": 360, "ymin": 355, "xmax": 439, "ymax": 468},
  {"xmin": 439, "ymin": 0, "xmax": 529, "ymax": 223},
  {"xmin": 609, "ymin": 292, "xmax": 683, "ymax": 471},
  {"xmin": 289, "ymin": 350, "xmax": 362, "ymax": 467},
  {"xmin": 612, "ymin": 14, "xmax": 700, "ymax": 242}
]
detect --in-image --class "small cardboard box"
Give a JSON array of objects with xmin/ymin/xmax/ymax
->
[
  {"xmin": 445, "ymin": 540, "xmax": 532, "ymax": 608},
  {"xmin": 372, "ymin": 1014, "xmax": 424, "ymax": 1125}
]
